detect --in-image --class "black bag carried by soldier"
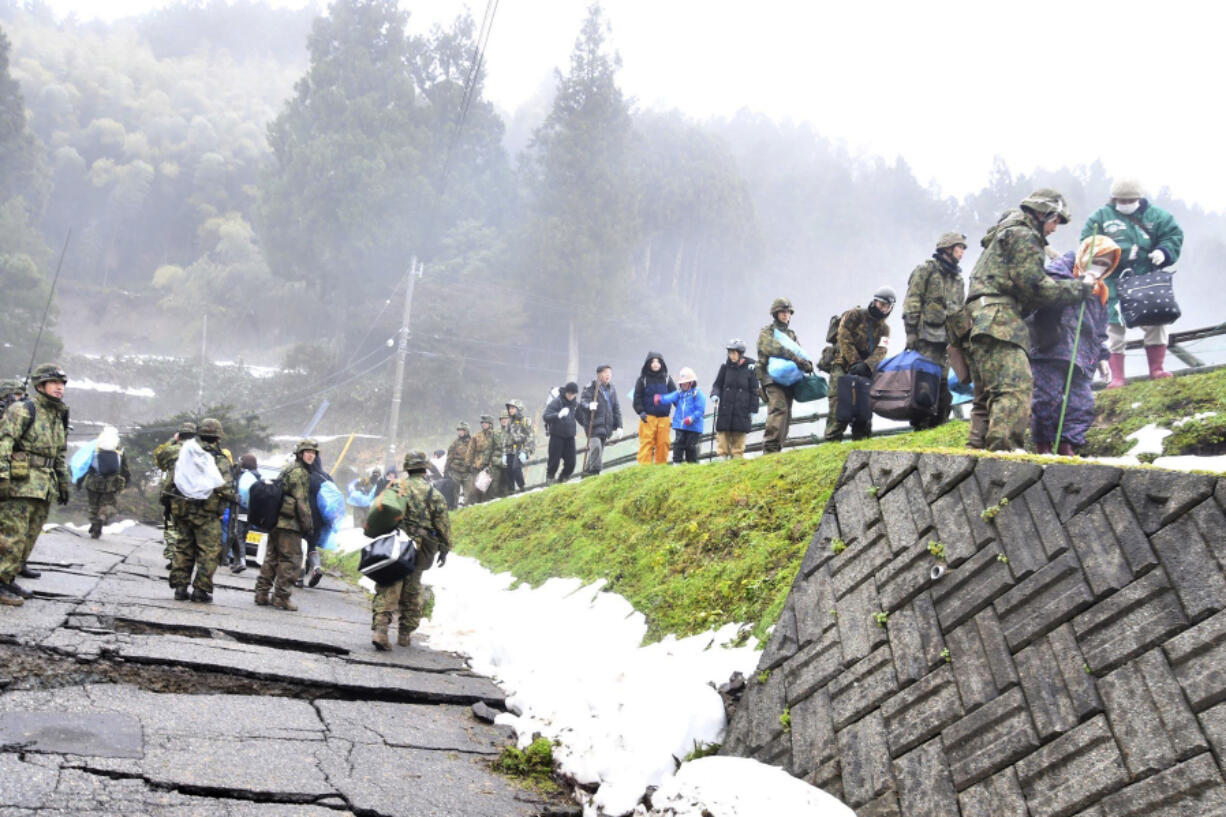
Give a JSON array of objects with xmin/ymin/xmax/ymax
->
[
  {"xmin": 247, "ymin": 478, "xmax": 284, "ymax": 532},
  {"xmin": 836, "ymin": 375, "xmax": 872, "ymax": 427},
  {"xmin": 358, "ymin": 531, "xmax": 417, "ymax": 585},
  {"xmin": 94, "ymin": 449, "xmax": 121, "ymax": 477}
]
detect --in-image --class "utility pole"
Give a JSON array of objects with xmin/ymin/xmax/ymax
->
[
  {"xmin": 198, "ymin": 314, "xmax": 207, "ymax": 414},
  {"xmin": 385, "ymin": 258, "xmax": 422, "ymax": 470}
]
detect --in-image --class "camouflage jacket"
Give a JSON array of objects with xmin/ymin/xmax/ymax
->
[
  {"xmin": 903, "ymin": 255, "xmax": 965, "ymax": 346},
  {"xmin": 834, "ymin": 307, "xmax": 891, "ymax": 370},
  {"xmin": 170, "ymin": 442, "xmax": 236, "ymax": 520},
  {"xmin": 490, "ymin": 429, "xmax": 507, "ymax": 470},
  {"xmin": 154, "ymin": 436, "xmax": 183, "ymax": 499},
  {"xmin": 0, "ymin": 392, "xmax": 69, "ymax": 502},
  {"xmin": 83, "ymin": 452, "xmax": 131, "ymax": 494},
  {"xmin": 503, "ymin": 401, "xmax": 536, "ymax": 457},
  {"xmin": 398, "ymin": 473, "xmax": 452, "ymax": 571},
  {"xmin": 445, "ymin": 435, "xmax": 475, "ymax": 477},
  {"xmin": 756, "ymin": 320, "xmax": 803, "ymax": 387},
  {"xmin": 967, "ymin": 209, "xmax": 1086, "ymax": 349},
  {"xmin": 468, "ymin": 429, "xmax": 498, "ymax": 472},
  {"xmin": 275, "ymin": 459, "xmax": 314, "ymax": 535}
]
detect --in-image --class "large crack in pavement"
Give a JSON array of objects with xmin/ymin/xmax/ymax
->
[{"xmin": 0, "ymin": 524, "xmax": 580, "ymax": 817}]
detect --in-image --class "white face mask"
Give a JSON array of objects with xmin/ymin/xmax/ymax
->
[{"xmin": 1115, "ymin": 201, "xmax": 1140, "ymax": 215}]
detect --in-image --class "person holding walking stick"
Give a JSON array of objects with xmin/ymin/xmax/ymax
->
[
  {"xmin": 576, "ymin": 365, "xmax": 622, "ymax": 477},
  {"xmin": 1026, "ymin": 236, "xmax": 1118, "ymax": 456}
]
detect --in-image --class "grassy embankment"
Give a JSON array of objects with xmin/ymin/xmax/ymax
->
[{"xmin": 328, "ymin": 369, "xmax": 1226, "ymax": 643}]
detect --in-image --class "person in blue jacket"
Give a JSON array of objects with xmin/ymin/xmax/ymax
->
[{"xmin": 654, "ymin": 367, "xmax": 707, "ymax": 464}]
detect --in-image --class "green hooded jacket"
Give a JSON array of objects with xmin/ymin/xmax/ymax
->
[{"xmin": 1081, "ymin": 201, "xmax": 1183, "ymax": 325}]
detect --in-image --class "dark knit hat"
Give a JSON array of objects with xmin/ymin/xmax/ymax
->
[{"xmin": 564, "ymin": 381, "xmax": 579, "ymax": 394}]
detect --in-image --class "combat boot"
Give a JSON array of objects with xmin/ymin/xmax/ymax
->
[
  {"xmin": 190, "ymin": 588, "xmax": 213, "ymax": 603},
  {"xmin": 173, "ymin": 586, "xmax": 189, "ymax": 601},
  {"xmin": 253, "ymin": 591, "xmax": 270, "ymax": 606},
  {"xmin": 0, "ymin": 586, "xmax": 24, "ymax": 606},
  {"xmin": 89, "ymin": 521, "xmax": 102, "ymax": 539},
  {"xmin": 272, "ymin": 596, "xmax": 298, "ymax": 612},
  {"xmin": 5, "ymin": 581, "xmax": 32, "ymax": 599},
  {"xmin": 397, "ymin": 630, "xmax": 412, "ymax": 648},
  {"xmin": 18, "ymin": 566, "xmax": 40, "ymax": 579},
  {"xmin": 371, "ymin": 630, "xmax": 391, "ymax": 651},
  {"xmin": 307, "ymin": 550, "xmax": 323, "ymax": 588}
]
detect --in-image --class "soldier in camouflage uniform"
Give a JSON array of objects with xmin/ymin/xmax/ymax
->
[
  {"xmin": 965, "ymin": 189, "xmax": 1097, "ymax": 451},
  {"xmin": 168, "ymin": 417, "xmax": 236, "ymax": 603},
  {"xmin": 756, "ymin": 297, "xmax": 813, "ymax": 454},
  {"xmin": 155, "ymin": 422, "xmax": 196, "ymax": 567},
  {"xmin": 488, "ymin": 412, "xmax": 511, "ymax": 499},
  {"xmin": 503, "ymin": 400, "xmax": 535, "ymax": 493},
  {"xmin": 0, "ymin": 365, "xmax": 70, "ymax": 606},
  {"xmin": 466, "ymin": 415, "xmax": 497, "ymax": 504},
  {"xmin": 825, "ymin": 287, "xmax": 894, "ymax": 442},
  {"xmin": 255, "ymin": 438, "xmax": 315, "ymax": 611},
  {"xmin": 0, "ymin": 379, "xmax": 24, "ymax": 417},
  {"xmin": 903, "ymin": 232, "xmax": 968, "ymax": 429},
  {"xmin": 82, "ymin": 432, "xmax": 131, "ymax": 538},
  {"xmin": 371, "ymin": 450, "xmax": 451, "ymax": 651},
  {"xmin": 445, "ymin": 422, "xmax": 475, "ymax": 504}
]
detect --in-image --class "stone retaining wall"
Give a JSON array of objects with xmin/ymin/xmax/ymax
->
[{"xmin": 722, "ymin": 450, "xmax": 1226, "ymax": 817}]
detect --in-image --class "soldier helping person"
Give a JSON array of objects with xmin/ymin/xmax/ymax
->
[
  {"xmin": 964, "ymin": 189, "xmax": 1102, "ymax": 451},
  {"xmin": 0, "ymin": 365, "xmax": 70, "ymax": 606},
  {"xmin": 371, "ymin": 450, "xmax": 451, "ymax": 651}
]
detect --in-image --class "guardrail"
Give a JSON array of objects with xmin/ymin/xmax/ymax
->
[{"xmin": 495, "ymin": 320, "xmax": 1226, "ymax": 495}]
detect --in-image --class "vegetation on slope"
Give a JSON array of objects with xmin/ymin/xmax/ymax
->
[
  {"xmin": 1083, "ymin": 367, "xmax": 1226, "ymax": 458},
  {"xmin": 452, "ymin": 423, "xmax": 968, "ymax": 643}
]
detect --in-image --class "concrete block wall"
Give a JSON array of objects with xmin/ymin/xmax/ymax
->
[{"xmin": 722, "ymin": 450, "xmax": 1226, "ymax": 817}]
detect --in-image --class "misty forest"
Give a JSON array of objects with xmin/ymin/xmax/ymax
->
[{"xmin": 2, "ymin": 0, "xmax": 1224, "ymax": 478}]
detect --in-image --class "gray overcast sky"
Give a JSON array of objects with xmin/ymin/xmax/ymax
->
[{"xmin": 38, "ymin": 0, "xmax": 1226, "ymax": 212}]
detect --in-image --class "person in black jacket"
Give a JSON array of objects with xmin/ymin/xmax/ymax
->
[
  {"xmin": 711, "ymin": 339, "xmax": 759, "ymax": 459},
  {"xmin": 542, "ymin": 382, "xmax": 580, "ymax": 484},
  {"xmin": 576, "ymin": 365, "xmax": 623, "ymax": 476},
  {"xmin": 632, "ymin": 352, "xmax": 676, "ymax": 465}
]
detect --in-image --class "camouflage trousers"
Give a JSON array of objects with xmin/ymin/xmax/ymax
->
[
  {"xmin": 371, "ymin": 569, "xmax": 423, "ymax": 634},
  {"xmin": 762, "ymin": 384, "xmax": 794, "ymax": 453},
  {"xmin": 162, "ymin": 506, "xmax": 181, "ymax": 562},
  {"xmin": 0, "ymin": 497, "xmax": 50, "ymax": 583},
  {"xmin": 169, "ymin": 512, "xmax": 223, "ymax": 593},
  {"xmin": 910, "ymin": 340, "xmax": 953, "ymax": 430},
  {"xmin": 87, "ymin": 489, "xmax": 119, "ymax": 526},
  {"xmin": 255, "ymin": 528, "xmax": 302, "ymax": 603},
  {"xmin": 966, "ymin": 335, "xmax": 1033, "ymax": 452}
]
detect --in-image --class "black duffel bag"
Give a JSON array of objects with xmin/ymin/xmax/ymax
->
[
  {"xmin": 1117, "ymin": 269, "xmax": 1181, "ymax": 328},
  {"xmin": 836, "ymin": 374, "xmax": 872, "ymax": 427},
  {"xmin": 358, "ymin": 532, "xmax": 417, "ymax": 586}
]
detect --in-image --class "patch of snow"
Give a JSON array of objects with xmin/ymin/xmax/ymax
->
[
  {"xmin": 215, "ymin": 360, "xmax": 283, "ymax": 379},
  {"xmin": 1130, "ymin": 401, "xmax": 1142, "ymax": 409},
  {"xmin": 1088, "ymin": 422, "xmax": 1173, "ymax": 466},
  {"xmin": 1150, "ymin": 455, "xmax": 1226, "ymax": 473},
  {"xmin": 49, "ymin": 519, "xmax": 138, "ymax": 535},
  {"xmin": 71, "ymin": 378, "xmax": 156, "ymax": 399},
  {"xmin": 1171, "ymin": 411, "xmax": 1218, "ymax": 428},
  {"xmin": 635, "ymin": 755, "xmax": 854, "ymax": 817},
  {"xmin": 271, "ymin": 433, "xmax": 382, "ymax": 444}
]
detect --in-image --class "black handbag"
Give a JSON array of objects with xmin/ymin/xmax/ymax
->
[
  {"xmin": 1117, "ymin": 269, "xmax": 1181, "ymax": 328},
  {"xmin": 358, "ymin": 532, "xmax": 417, "ymax": 585}
]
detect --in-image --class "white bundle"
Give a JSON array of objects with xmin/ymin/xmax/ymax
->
[
  {"xmin": 96, "ymin": 425, "xmax": 121, "ymax": 452},
  {"xmin": 174, "ymin": 438, "xmax": 225, "ymax": 500}
]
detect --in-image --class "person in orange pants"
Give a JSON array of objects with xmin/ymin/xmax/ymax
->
[{"xmin": 632, "ymin": 351, "xmax": 676, "ymax": 464}]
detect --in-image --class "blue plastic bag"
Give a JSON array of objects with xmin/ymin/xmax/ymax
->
[
  {"xmin": 949, "ymin": 371, "xmax": 974, "ymax": 405},
  {"xmin": 347, "ymin": 479, "xmax": 375, "ymax": 508},
  {"xmin": 766, "ymin": 329, "xmax": 810, "ymax": 386},
  {"xmin": 318, "ymin": 524, "xmax": 339, "ymax": 551},
  {"xmin": 317, "ymin": 480, "xmax": 346, "ymax": 524},
  {"xmin": 70, "ymin": 441, "xmax": 96, "ymax": 485}
]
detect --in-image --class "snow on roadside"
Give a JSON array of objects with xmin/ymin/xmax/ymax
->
[
  {"xmin": 639, "ymin": 756, "xmax": 854, "ymax": 817},
  {"xmin": 71, "ymin": 378, "xmax": 156, "ymax": 398},
  {"xmin": 48, "ymin": 519, "xmax": 138, "ymax": 535}
]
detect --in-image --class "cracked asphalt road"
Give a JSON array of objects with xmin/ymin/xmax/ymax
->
[{"xmin": 0, "ymin": 524, "xmax": 576, "ymax": 817}]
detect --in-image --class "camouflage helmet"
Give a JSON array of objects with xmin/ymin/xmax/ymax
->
[
  {"xmin": 936, "ymin": 231, "xmax": 968, "ymax": 251},
  {"xmin": 872, "ymin": 285, "xmax": 897, "ymax": 305},
  {"xmin": 1020, "ymin": 188, "xmax": 1071, "ymax": 224},
  {"xmin": 499, "ymin": 411, "xmax": 510, "ymax": 421},
  {"xmin": 402, "ymin": 450, "xmax": 430, "ymax": 472},
  {"xmin": 480, "ymin": 414, "xmax": 495, "ymax": 425},
  {"xmin": 0, "ymin": 378, "xmax": 24, "ymax": 394},
  {"xmin": 177, "ymin": 421, "xmax": 197, "ymax": 435},
  {"xmin": 30, "ymin": 364, "xmax": 67, "ymax": 386},
  {"xmin": 769, "ymin": 297, "xmax": 794, "ymax": 317},
  {"xmin": 726, "ymin": 338, "xmax": 747, "ymax": 353},
  {"xmin": 198, "ymin": 417, "xmax": 224, "ymax": 437},
  {"xmin": 456, "ymin": 421, "xmax": 470, "ymax": 432},
  {"xmin": 294, "ymin": 438, "xmax": 319, "ymax": 455}
]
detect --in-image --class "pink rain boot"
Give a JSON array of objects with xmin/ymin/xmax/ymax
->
[
  {"xmin": 1106, "ymin": 353, "xmax": 1126, "ymax": 389},
  {"xmin": 1146, "ymin": 346, "xmax": 1173, "ymax": 380}
]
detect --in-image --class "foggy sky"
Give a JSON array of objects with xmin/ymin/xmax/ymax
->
[{"xmin": 37, "ymin": 0, "xmax": 1226, "ymax": 213}]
